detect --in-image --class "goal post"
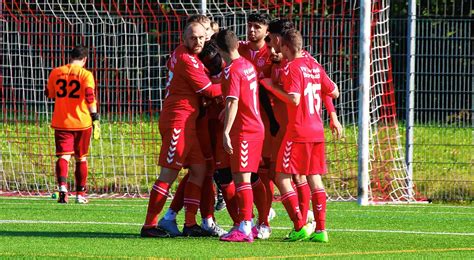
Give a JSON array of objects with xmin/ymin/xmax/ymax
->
[{"xmin": 0, "ymin": 0, "xmax": 416, "ymax": 203}]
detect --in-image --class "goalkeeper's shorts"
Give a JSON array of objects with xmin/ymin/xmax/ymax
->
[{"xmin": 54, "ymin": 128, "xmax": 92, "ymax": 159}]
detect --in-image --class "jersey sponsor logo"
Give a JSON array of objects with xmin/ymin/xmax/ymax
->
[
  {"xmin": 240, "ymin": 141, "xmax": 249, "ymax": 168},
  {"xmin": 300, "ymin": 66, "xmax": 321, "ymax": 79}
]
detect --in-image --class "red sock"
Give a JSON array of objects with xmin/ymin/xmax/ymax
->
[
  {"xmin": 74, "ymin": 161, "xmax": 88, "ymax": 196},
  {"xmin": 258, "ymin": 167, "xmax": 274, "ymax": 226},
  {"xmin": 296, "ymin": 182, "xmax": 310, "ymax": 223},
  {"xmin": 236, "ymin": 182, "xmax": 253, "ymax": 222},
  {"xmin": 312, "ymin": 188, "xmax": 327, "ymax": 231},
  {"xmin": 144, "ymin": 180, "xmax": 170, "ymax": 228},
  {"xmin": 281, "ymin": 191, "xmax": 304, "ymax": 230},
  {"xmin": 169, "ymin": 173, "xmax": 189, "ymax": 213},
  {"xmin": 200, "ymin": 176, "xmax": 215, "ymax": 219},
  {"xmin": 251, "ymin": 177, "xmax": 268, "ymax": 225},
  {"xmin": 221, "ymin": 182, "xmax": 239, "ymax": 225},
  {"xmin": 56, "ymin": 158, "xmax": 69, "ymax": 187},
  {"xmin": 184, "ymin": 181, "xmax": 201, "ymax": 227}
]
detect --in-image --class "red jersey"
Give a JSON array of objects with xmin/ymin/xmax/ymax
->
[
  {"xmin": 222, "ymin": 57, "xmax": 264, "ymax": 141},
  {"xmin": 282, "ymin": 56, "xmax": 336, "ymax": 142},
  {"xmin": 159, "ymin": 45, "xmax": 220, "ymax": 130},
  {"xmin": 270, "ymin": 62, "xmax": 288, "ymax": 129},
  {"xmin": 238, "ymin": 41, "xmax": 272, "ymax": 80}
]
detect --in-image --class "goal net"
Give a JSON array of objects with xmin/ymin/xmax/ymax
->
[{"xmin": 0, "ymin": 0, "xmax": 415, "ymax": 202}]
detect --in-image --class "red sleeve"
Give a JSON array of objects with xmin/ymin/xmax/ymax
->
[
  {"xmin": 319, "ymin": 67, "xmax": 336, "ymax": 95},
  {"xmin": 322, "ymin": 94, "xmax": 335, "ymax": 113},
  {"xmin": 283, "ymin": 64, "xmax": 302, "ymax": 95},
  {"xmin": 182, "ymin": 54, "xmax": 214, "ymax": 94},
  {"xmin": 225, "ymin": 68, "xmax": 241, "ymax": 100}
]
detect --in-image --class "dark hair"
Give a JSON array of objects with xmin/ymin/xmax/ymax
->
[
  {"xmin": 215, "ymin": 28, "xmax": 238, "ymax": 54},
  {"xmin": 71, "ymin": 46, "xmax": 88, "ymax": 60},
  {"xmin": 248, "ymin": 12, "xmax": 271, "ymax": 26},
  {"xmin": 281, "ymin": 28, "xmax": 303, "ymax": 53},
  {"xmin": 264, "ymin": 35, "xmax": 271, "ymax": 43},
  {"xmin": 268, "ymin": 19, "xmax": 294, "ymax": 35},
  {"xmin": 186, "ymin": 14, "xmax": 210, "ymax": 25}
]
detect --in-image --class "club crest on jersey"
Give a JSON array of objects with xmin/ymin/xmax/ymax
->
[{"xmin": 256, "ymin": 57, "xmax": 265, "ymax": 67}]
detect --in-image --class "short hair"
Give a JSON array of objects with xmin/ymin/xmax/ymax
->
[
  {"xmin": 71, "ymin": 46, "xmax": 88, "ymax": 60},
  {"xmin": 183, "ymin": 22, "xmax": 205, "ymax": 38},
  {"xmin": 268, "ymin": 19, "xmax": 294, "ymax": 35},
  {"xmin": 281, "ymin": 28, "xmax": 303, "ymax": 53},
  {"xmin": 215, "ymin": 28, "xmax": 239, "ymax": 54},
  {"xmin": 186, "ymin": 14, "xmax": 210, "ymax": 25},
  {"xmin": 248, "ymin": 12, "xmax": 271, "ymax": 26},
  {"xmin": 264, "ymin": 35, "xmax": 271, "ymax": 43}
]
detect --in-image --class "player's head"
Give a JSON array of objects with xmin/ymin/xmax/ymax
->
[
  {"xmin": 70, "ymin": 45, "xmax": 88, "ymax": 65},
  {"xmin": 268, "ymin": 19, "xmax": 294, "ymax": 53},
  {"xmin": 280, "ymin": 28, "xmax": 303, "ymax": 57},
  {"xmin": 265, "ymin": 36, "xmax": 282, "ymax": 64},
  {"xmin": 186, "ymin": 14, "xmax": 212, "ymax": 41},
  {"xmin": 247, "ymin": 12, "xmax": 271, "ymax": 43},
  {"xmin": 183, "ymin": 22, "xmax": 206, "ymax": 54},
  {"xmin": 215, "ymin": 28, "xmax": 239, "ymax": 57},
  {"xmin": 210, "ymin": 21, "xmax": 219, "ymax": 34}
]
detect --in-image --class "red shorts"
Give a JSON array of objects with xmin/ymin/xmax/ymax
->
[
  {"xmin": 159, "ymin": 127, "xmax": 205, "ymax": 170},
  {"xmin": 213, "ymin": 121, "xmax": 230, "ymax": 170},
  {"xmin": 229, "ymin": 139, "xmax": 263, "ymax": 173},
  {"xmin": 196, "ymin": 115, "xmax": 213, "ymax": 161},
  {"xmin": 54, "ymin": 128, "xmax": 92, "ymax": 159},
  {"xmin": 275, "ymin": 139, "xmax": 327, "ymax": 175}
]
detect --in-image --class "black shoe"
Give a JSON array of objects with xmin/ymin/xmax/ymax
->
[
  {"xmin": 57, "ymin": 191, "xmax": 68, "ymax": 204},
  {"xmin": 215, "ymin": 190, "xmax": 226, "ymax": 211},
  {"xmin": 182, "ymin": 224, "xmax": 211, "ymax": 237},
  {"xmin": 140, "ymin": 226, "xmax": 170, "ymax": 238}
]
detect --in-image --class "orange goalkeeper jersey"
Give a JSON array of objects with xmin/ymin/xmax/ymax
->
[{"xmin": 47, "ymin": 64, "xmax": 96, "ymax": 130}]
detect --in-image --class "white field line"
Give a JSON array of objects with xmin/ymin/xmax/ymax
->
[
  {"xmin": 1, "ymin": 219, "xmax": 473, "ymax": 236},
  {"xmin": 1, "ymin": 201, "xmax": 473, "ymax": 215},
  {"xmin": 1, "ymin": 197, "xmax": 473, "ymax": 209}
]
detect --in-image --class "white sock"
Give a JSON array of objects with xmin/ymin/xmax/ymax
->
[
  {"xmin": 239, "ymin": 220, "xmax": 252, "ymax": 236},
  {"xmin": 163, "ymin": 209, "xmax": 177, "ymax": 221},
  {"xmin": 59, "ymin": 185, "xmax": 67, "ymax": 192},
  {"xmin": 202, "ymin": 217, "xmax": 215, "ymax": 229}
]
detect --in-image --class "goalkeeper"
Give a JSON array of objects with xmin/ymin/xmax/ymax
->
[{"xmin": 45, "ymin": 45, "xmax": 100, "ymax": 204}]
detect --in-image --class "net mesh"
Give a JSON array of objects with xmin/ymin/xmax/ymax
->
[{"xmin": 0, "ymin": 0, "xmax": 414, "ymax": 202}]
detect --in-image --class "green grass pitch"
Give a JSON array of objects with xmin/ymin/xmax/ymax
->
[{"xmin": 0, "ymin": 197, "xmax": 473, "ymax": 259}]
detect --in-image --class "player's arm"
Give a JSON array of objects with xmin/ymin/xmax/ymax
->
[
  {"xmin": 184, "ymin": 54, "xmax": 223, "ymax": 98},
  {"xmin": 223, "ymin": 97, "xmax": 238, "ymax": 155},
  {"xmin": 260, "ymin": 78, "xmax": 300, "ymax": 106},
  {"xmin": 320, "ymin": 69, "xmax": 342, "ymax": 138},
  {"xmin": 45, "ymin": 70, "xmax": 56, "ymax": 98},
  {"xmin": 84, "ymin": 73, "xmax": 100, "ymax": 139}
]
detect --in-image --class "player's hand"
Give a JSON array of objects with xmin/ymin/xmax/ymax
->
[
  {"xmin": 91, "ymin": 113, "xmax": 100, "ymax": 140},
  {"xmin": 223, "ymin": 133, "xmax": 233, "ymax": 155},
  {"xmin": 329, "ymin": 114, "xmax": 343, "ymax": 140}
]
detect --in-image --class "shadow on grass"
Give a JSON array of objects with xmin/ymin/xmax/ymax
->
[{"xmin": 0, "ymin": 230, "xmax": 140, "ymax": 239}]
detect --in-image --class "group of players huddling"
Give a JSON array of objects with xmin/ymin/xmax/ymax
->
[{"xmin": 139, "ymin": 12, "xmax": 342, "ymax": 243}]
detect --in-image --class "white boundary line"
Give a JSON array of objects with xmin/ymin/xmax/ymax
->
[{"xmin": 1, "ymin": 219, "xmax": 473, "ymax": 236}]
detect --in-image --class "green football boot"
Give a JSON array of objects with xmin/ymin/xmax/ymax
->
[{"xmin": 308, "ymin": 230, "xmax": 329, "ymax": 243}]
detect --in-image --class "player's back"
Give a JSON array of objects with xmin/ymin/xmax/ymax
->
[
  {"xmin": 283, "ymin": 57, "xmax": 335, "ymax": 142},
  {"xmin": 223, "ymin": 57, "xmax": 264, "ymax": 141},
  {"xmin": 48, "ymin": 64, "xmax": 94, "ymax": 130}
]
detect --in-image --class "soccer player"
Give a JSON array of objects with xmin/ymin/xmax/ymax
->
[
  {"xmin": 141, "ymin": 22, "xmax": 222, "ymax": 238},
  {"xmin": 261, "ymin": 29, "xmax": 339, "ymax": 242},
  {"xmin": 237, "ymin": 12, "xmax": 277, "ymax": 239},
  {"xmin": 158, "ymin": 15, "xmax": 227, "ymax": 238},
  {"xmin": 216, "ymin": 28, "xmax": 265, "ymax": 243},
  {"xmin": 45, "ymin": 45, "xmax": 100, "ymax": 204},
  {"xmin": 267, "ymin": 19, "xmax": 343, "ymax": 228}
]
